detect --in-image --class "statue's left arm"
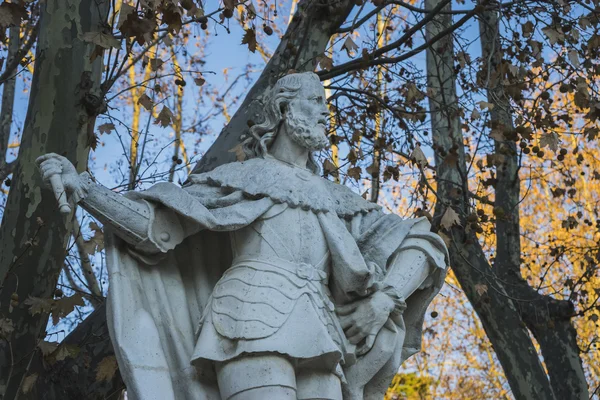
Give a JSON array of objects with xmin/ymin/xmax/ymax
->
[{"xmin": 338, "ymin": 214, "xmax": 447, "ymax": 355}]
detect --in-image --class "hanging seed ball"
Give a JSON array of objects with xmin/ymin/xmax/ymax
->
[
  {"xmin": 10, "ymin": 293, "xmax": 18, "ymax": 301},
  {"xmin": 10, "ymin": 300, "xmax": 18, "ymax": 308},
  {"xmin": 558, "ymin": 154, "xmax": 565, "ymax": 161},
  {"xmin": 54, "ymin": 288, "xmax": 64, "ymax": 298},
  {"xmin": 476, "ymin": 226, "xmax": 484, "ymax": 234},
  {"xmin": 223, "ymin": 8, "xmax": 233, "ymax": 18},
  {"xmin": 430, "ymin": 311, "xmax": 438, "ymax": 318},
  {"xmin": 559, "ymin": 148, "xmax": 567, "ymax": 155},
  {"xmin": 532, "ymin": 145, "xmax": 540, "ymax": 153},
  {"xmin": 537, "ymin": 150, "xmax": 545, "ymax": 158},
  {"xmin": 201, "ymin": 22, "xmax": 208, "ymax": 30},
  {"xmin": 519, "ymin": 141, "xmax": 528, "ymax": 148},
  {"xmin": 263, "ymin": 24, "xmax": 273, "ymax": 36},
  {"xmin": 477, "ymin": 209, "xmax": 485, "ymax": 216},
  {"xmin": 523, "ymin": 148, "xmax": 531, "ymax": 154}
]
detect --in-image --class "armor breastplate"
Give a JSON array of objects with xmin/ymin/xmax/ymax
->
[{"xmin": 230, "ymin": 204, "xmax": 329, "ymax": 268}]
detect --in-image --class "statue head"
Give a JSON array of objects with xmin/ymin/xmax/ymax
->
[{"xmin": 242, "ymin": 72, "xmax": 330, "ymax": 171}]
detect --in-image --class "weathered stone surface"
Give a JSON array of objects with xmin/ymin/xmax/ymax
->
[{"xmin": 37, "ymin": 73, "xmax": 448, "ymax": 399}]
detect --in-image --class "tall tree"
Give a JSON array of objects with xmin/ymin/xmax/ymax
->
[
  {"xmin": 425, "ymin": 0, "xmax": 557, "ymax": 398},
  {"xmin": 478, "ymin": 5, "xmax": 588, "ymax": 399},
  {"xmin": 0, "ymin": 0, "xmax": 108, "ymax": 397}
]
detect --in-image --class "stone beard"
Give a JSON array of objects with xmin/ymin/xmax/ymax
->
[
  {"xmin": 36, "ymin": 72, "xmax": 448, "ymax": 400},
  {"xmin": 284, "ymin": 100, "xmax": 330, "ymax": 151}
]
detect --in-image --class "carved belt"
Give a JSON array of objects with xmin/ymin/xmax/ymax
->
[{"xmin": 230, "ymin": 255, "xmax": 329, "ymax": 283}]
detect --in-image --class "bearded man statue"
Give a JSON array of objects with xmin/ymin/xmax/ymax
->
[{"xmin": 37, "ymin": 72, "xmax": 447, "ymax": 400}]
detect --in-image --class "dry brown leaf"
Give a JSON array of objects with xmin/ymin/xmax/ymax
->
[
  {"xmin": 52, "ymin": 294, "xmax": 85, "ymax": 325},
  {"xmin": 119, "ymin": 13, "xmax": 157, "ymax": 45},
  {"xmin": 138, "ymin": 93, "xmax": 154, "ymax": 111},
  {"xmin": 478, "ymin": 101, "xmax": 495, "ymax": 110},
  {"xmin": 406, "ymin": 83, "xmax": 425, "ymax": 103},
  {"xmin": 193, "ymin": 75, "xmax": 206, "ymax": 86},
  {"xmin": 316, "ymin": 54, "xmax": 333, "ymax": 71},
  {"xmin": 0, "ymin": 3, "xmax": 28, "ymax": 29},
  {"xmin": 474, "ymin": 283, "xmax": 488, "ymax": 297},
  {"xmin": 149, "ymin": 58, "xmax": 164, "ymax": 71},
  {"xmin": 568, "ymin": 49, "xmax": 580, "ymax": 67},
  {"xmin": 80, "ymin": 32, "xmax": 121, "ymax": 49},
  {"xmin": 323, "ymin": 159, "xmax": 338, "ymax": 177},
  {"xmin": 347, "ymin": 166, "xmax": 361, "ymax": 181},
  {"xmin": 117, "ymin": 3, "xmax": 135, "ymax": 28},
  {"xmin": 541, "ymin": 26, "xmax": 564, "ymax": 45},
  {"xmin": 440, "ymin": 207, "xmax": 461, "ymax": 230},
  {"xmin": 241, "ymin": 28, "xmax": 257, "ymax": 53},
  {"xmin": 96, "ymin": 356, "xmax": 118, "ymax": 383},
  {"xmin": 522, "ymin": 21, "xmax": 534, "ymax": 38},
  {"xmin": 228, "ymin": 143, "xmax": 246, "ymax": 161},
  {"xmin": 0, "ymin": 318, "xmax": 14, "ymax": 339},
  {"xmin": 53, "ymin": 344, "xmax": 80, "ymax": 361},
  {"xmin": 24, "ymin": 296, "xmax": 53, "ymax": 315},
  {"xmin": 539, "ymin": 132, "xmax": 559, "ymax": 152},
  {"xmin": 38, "ymin": 341, "xmax": 59, "ymax": 356},
  {"xmin": 341, "ymin": 36, "xmax": 359, "ymax": 57},
  {"xmin": 410, "ymin": 145, "xmax": 428, "ymax": 168},
  {"xmin": 83, "ymin": 222, "xmax": 104, "ymax": 255},
  {"xmin": 98, "ymin": 122, "xmax": 115, "ymax": 134},
  {"xmin": 154, "ymin": 106, "xmax": 174, "ymax": 127},
  {"xmin": 22, "ymin": 373, "xmax": 37, "ymax": 394}
]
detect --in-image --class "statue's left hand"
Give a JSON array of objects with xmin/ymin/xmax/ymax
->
[{"xmin": 337, "ymin": 291, "xmax": 396, "ymax": 356}]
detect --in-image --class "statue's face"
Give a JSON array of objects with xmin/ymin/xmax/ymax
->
[{"xmin": 283, "ymin": 80, "xmax": 330, "ymax": 151}]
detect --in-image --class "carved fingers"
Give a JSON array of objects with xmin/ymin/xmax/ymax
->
[
  {"xmin": 37, "ymin": 154, "xmax": 64, "ymax": 185},
  {"xmin": 356, "ymin": 334, "xmax": 376, "ymax": 356},
  {"xmin": 36, "ymin": 153, "xmax": 88, "ymax": 203},
  {"xmin": 337, "ymin": 292, "xmax": 395, "ymax": 354},
  {"xmin": 339, "ymin": 311, "xmax": 375, "ymax": 345}
]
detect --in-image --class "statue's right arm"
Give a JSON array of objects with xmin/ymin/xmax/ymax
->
[{"xmin": 36, "ymin": 153, "xmax": 182, "ymax": 254}]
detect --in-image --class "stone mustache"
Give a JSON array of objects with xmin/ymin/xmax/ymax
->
[{"xmin": 37, "ymin": 72, "xmax": 447, "ymax": 400}]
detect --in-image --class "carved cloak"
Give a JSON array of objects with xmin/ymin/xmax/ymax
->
[{"xmin": 105, "ymin": 158, "xmax": 447, "ymax": 400}]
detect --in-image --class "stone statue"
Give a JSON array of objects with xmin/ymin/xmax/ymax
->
[{"xmin": 37, "ymin": 72, "xmax": 447, "ymax": 400}]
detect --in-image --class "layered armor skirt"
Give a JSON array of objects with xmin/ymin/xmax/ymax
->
[{"xmin": 191, "ymin": 256, "xmax": 349, "ymax": 377}]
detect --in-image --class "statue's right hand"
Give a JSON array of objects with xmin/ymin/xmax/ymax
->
[{"xmin": 35, "ymin": 153, "xmax": 87, "ymax": 201}]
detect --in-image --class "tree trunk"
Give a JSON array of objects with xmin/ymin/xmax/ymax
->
[
  {"xmin": 0, "ymin": 26, "xmax": 20, "ymax": 184},
  {"xmin": 478, "ymin": 9, "xmax": 589, "ymax": 399},
  {"xmin": 425, "ymin": 0, "xmax": 556, "ymax": 398},
  {"xmin": 191, "ymin": 0, "xmax": 355, "ymax": 174},
  {"xmin": 0, "ymin": 0, "xmax": 108, "ymax": 397}
]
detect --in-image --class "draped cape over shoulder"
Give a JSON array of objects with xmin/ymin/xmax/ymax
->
[{"xmin": 105, "ymin": 158, "xmax": 447, "ymax": 400}]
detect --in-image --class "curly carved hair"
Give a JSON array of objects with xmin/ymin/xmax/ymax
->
[{"xmin": 241, "ymin": 72, "xmax": 322, "ymax": 173}]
